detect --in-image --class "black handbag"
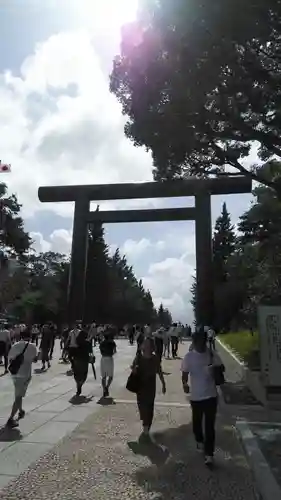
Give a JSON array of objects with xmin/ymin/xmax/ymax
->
[
  {"xmin": 9, "ymin": 341, "xmax": 29, "ymax": 375},
  {"xmin": 126, "ymin": 353, "xmax": 140, "ymax": 393},
  {"xmin": 126, "ymin": 370, "xmax": 139, "ymax": 393},
  {"xmin": 210, "ymin": 349, "xmax": 225, "ymax": 386}
]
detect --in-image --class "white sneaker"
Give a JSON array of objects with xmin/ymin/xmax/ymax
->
[
  {"xmin": 204, "ymin": 455, "xmax": 214, "ymax": 466},
  {"xmin": 196, "ymin": 442, "xmax": 204, "ymax": 453}
]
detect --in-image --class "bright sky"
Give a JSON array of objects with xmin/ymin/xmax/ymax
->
[
  {"xmin": 0, "ymin": 0, "xmax": 253, "ymax": 324},
  {"xmin": 70, "ymin": 0, "xmax": 139, "ymax": 29}
]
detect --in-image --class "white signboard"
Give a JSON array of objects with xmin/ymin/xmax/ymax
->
[{"xmin": 258, "ymin": 305, "xmax": 281, "ymax": 387}]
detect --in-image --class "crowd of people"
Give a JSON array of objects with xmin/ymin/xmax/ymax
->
[{"xmin": 0, "ymin": 320, "xmax": 222, "ymax": 467}]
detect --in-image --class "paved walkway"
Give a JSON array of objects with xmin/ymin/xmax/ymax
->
[
  {"xmin": 0, "ymin": 339, "xmax": 135, "ymax": 490},
  {"xmin": 0, "ymin": 340, "xmax": 257, "ymax": 499}
]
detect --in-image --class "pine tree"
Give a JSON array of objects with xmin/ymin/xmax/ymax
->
[
  {"xmin": 157, "ymin": 303, "xmax": 173, "ymax": 326},
  {"xmin": 213, "ymin": 202, "xmax": 236, "ymax": 283},
  {"xmin": 190, "ymin": 204, "xmax": 236, "ymax": 322},
  {"xmin": 84, "ymin": 215, "xmax": 110, "ymax": 323},
  {"xmin": 190, "ymin": 275, "xmax": 197, "ymax": 317}
]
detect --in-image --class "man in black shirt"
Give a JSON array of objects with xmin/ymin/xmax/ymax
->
[{"xmin": 99, "ymin": 333, "xmax": 117, "ymax": 397}]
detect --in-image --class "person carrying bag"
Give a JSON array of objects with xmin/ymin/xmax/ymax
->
[
  {"xmin": 181, "ymin": 328, "xmax": 224, "ymax": 467},
  {"xmin": 126, "ymin": 352, "xmax": 140, "ymax": 393},
  {"xmin": 8, "ymin": 341, "xmax": 29, "ymax": 375},
  {"xmin": 209, "ymin": 346, "xmax": 225, "ymax": 386}
]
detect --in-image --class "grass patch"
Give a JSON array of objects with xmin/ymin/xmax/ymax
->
[{"xmin": 218, "ymin": 331, "xmax": 260, "ymax": 367}]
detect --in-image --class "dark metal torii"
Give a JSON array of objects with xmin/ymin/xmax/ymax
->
[{"xmin": 38, "ymin": 176, "xmax": 252, "ymax": 326}]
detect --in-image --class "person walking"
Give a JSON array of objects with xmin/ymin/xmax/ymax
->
[
  {"xmin": 49, "ymin": 323, "xmax": 57, "ymax": 360},
  {"xmin": 0, "ymin": 322, "xmax": 11, "ymax": 374},
  {"xmin": 207, "ymin": 326, "xmax": 216, "ymax": 350},
  {"xmin": 60, "ymin": 325, "xmax": 70, "ymax": 361},
  {"xmin": 181, "ymin": 328, "xmax": 224, "ymax": 466},
  {"xmin": 68, "ymin": 325, "xmax": 92, "ymax": 396},
  {"xmin": 136, "ymin": 326, "xmax": 145, "ymax": 352},
  {"xmin": 170, "ymin": 323, "xmax": 179, "ymax": 358},
  {"xmin": 6, "ymin": 329, "xmax": 38, "ymax": 428},
  {"xmin": 128, "ymin": 325, "xmax": 134, "ymax": 345},
  {"xmin": 163, "ymin": 327, "xmax": 171, "ymax": 358},
  {"xmin": 39, "ymin": 323, "xmax": 53, "ymax": 370},
  {"xmin": 99, "ymin": 333, "xmax": 117, "ymax": 398},
  {"xmin": 31, "ymin": 324, "xmax": 40, "ymax": 346},
  {"xmin": 131, "ymin": 337, "xmax": 166, "ymax": 442},
  {"xmin": 154, "ymin": 326, "xmax": 165, "ymax": 361}
]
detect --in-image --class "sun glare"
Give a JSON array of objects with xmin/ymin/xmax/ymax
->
[{"xmin": 80, "ymin": 0, "xmax": 139, "ymax": 31}]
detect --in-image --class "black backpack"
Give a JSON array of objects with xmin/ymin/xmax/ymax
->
[{"xmin": 8, "ymin": 342, "xmax": 29, "ymax": 375}]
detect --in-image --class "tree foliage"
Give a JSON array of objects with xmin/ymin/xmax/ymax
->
[
  {"xmin": 157, "ymin": 303, "xmax": 172, "ymax": 327},
  {"xmin": 191, "ymin": 161, "xmax": 281, "ymax": 331},
  {"xmin": 213, "ymin": 202, "xmax": 236, "ymax": 283},
  {"xmin": 84, "ymin": 220, "xmax": 110, "ymax": 323},
  {"xmin": 0, "ymin": 188, "xmax": 169, "ymax": 325},
  {"xmin": 0, "ymin": 183, "xmax": 31, "ymax": 255},
  {"xmin": 110, "ymin": 1, "xmax": 281, "ymax": 190}
]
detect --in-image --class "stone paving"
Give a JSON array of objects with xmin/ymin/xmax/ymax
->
[
  {"xmin": 0, "ymin": 340, "xmax": 258, "ymax": 499},
  {"xmin": 0, "ymin": 339, "xmax": 135, "ymax": 490},
  {"xmin": 251, "ymin": 423, "xmax": 281, "ymax": 489}
]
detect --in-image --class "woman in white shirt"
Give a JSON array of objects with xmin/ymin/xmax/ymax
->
[
  {"xmin": 6, "ymin": 329, "xmax": 38, "ymax": 428},
  {"xmin": 181, "ymin": 328, "xmax": 224, "ymax": 466}
]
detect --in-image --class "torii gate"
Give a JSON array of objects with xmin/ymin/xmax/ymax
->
[{"xmin": 38, "ymin": 176, "xmax": 252, "ymax": 326}]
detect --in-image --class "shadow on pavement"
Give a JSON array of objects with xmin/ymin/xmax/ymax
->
[
  {"xmin": 132, "ymin": 421, "xmax": 254, "ymax": 500},
  {"xmin": 0, "ymin": 426, "xmax": 22, "ymax": 442},
  {"xmin": 69, "ymin": 395, "xmax": 94, "ymax": 405},
  {"xmin": 128, "ymin": 439, "xmax": 170, "ymax": 466},
  {"xmin": 34, "ymin": 368, "xmax": 45, "ymax": 374},
  {"xmin": 97, "ymin": 397, "xmax": 116, "ymax": 406},
  {"xmin": 220, "ymin": 381, "xmax": 261, "ymax": 406}
]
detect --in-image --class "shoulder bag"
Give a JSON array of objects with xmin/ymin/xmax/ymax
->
[
  {"xmin": 9, "ymin": 341, "xmax": 30, "ymax": 375},
  {"xmin": 209, "ymin": 348, "xmax": 225, "ymax": 386},
  {"xmin": 126, "ymin": 353, "xmax": 141, "ymax": 393}
]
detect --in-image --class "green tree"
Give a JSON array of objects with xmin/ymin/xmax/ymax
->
[
  {"xmin": 157, "ymin": 303, "xmax": 172, "ymax": 326},
  {"xmin": 239, "ymin": 161, "xmax": 281, "ymax": 253},
  {"xmin": 110, "ymin": 1, "xmax": 281, "ymax": 191},
  {"xmin": 84, "ymin": 218, "xmax": 110, "ymax": 323},
  {"xmin": 191, "ymin": 203, "xmax": 236, "ymax": 326},
  {"xmin": 24, "ymin": 252, "xmax": 69, "ymax": 324},
  {"xmin": 0, "ymin": 183, "xmax": 31, "ymax": 255},
  {"xmin": 190, "ymin": 275, "xmax": 197, "ymax": 319},
  {"xmin": 209, "ymin": 162, "xmax": 281, "ymax": 330},
  {"xmin": 213, "ymin": 203, "xmax": 236, "ymax": 283},
  {"xmin": 109, "ymin": 250, "xmax": 158, "ymax": 325},
  {"xmin": 236, "ymin": 161, "xmax": 281, "ymax": 320}
]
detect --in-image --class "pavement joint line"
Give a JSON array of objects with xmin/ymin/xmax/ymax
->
[
  {"xmin": 247, "ymin": 421, "xmax": 281, "ymax": 426},
  {"xmin": 236, "ymin": 419, "xmax": 281, "ymax": 500},
  {"xmin": 114, "ymin": 399, "xmax": 191, "ymax": 407}
]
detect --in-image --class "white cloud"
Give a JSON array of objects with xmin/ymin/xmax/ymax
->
[
  {"xmin": 0, "ymin": 27, "xmax": 154, "ymax": 219},
  {"xmin": 121, "ymin": 238, "xmax": 165, "ymax": 258},
  {"xmin": 30, "ymin": 229, "xmax": 72, "ymax": 255},
  {"xmin": 142, "ymin": 252, "xmax": 195, "ymax": 323},
  {"xmin": 30, "ymin": 232, "xmax": 51, "ymax": 253}
]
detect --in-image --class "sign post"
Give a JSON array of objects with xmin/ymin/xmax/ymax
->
[{"xmin": 258, "ymin": 305, "xmax": 281, "ymax": 398}]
